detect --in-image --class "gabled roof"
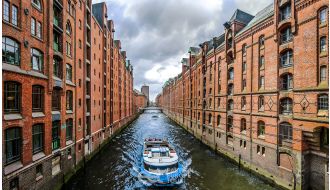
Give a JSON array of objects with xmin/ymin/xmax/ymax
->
[
  {"xmin": 229, "ymin": 9, "xmax": 254, "ymax": 25},
  {"xmin": 189, "ymin": 47, "xmax": 200, "ymax": 55},
  {"xmin": 236, "ymin": 3, "xmax": 274, "ymax": 36}
]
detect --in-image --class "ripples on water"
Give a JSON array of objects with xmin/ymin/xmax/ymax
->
[{"xmin": 66, "ymin": 110, "xmax": 276, "ymax": 190}]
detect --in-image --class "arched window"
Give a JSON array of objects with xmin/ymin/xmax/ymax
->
[
  {"xmin": 280, "ymin": 98, "xmax": 293, "ymax": 115},
  {"xmin": 319, "ymin": 7, "xmax": 328, "ymax": 25},
  {"xmin": 217, "ymin": 115, "xmax": 221, "ymax": 126},
  {"xmin": 4, "ymin": 81, "xmax": 21, "ymax": 113},
  {"xmin": 281, "ymin": 73, "xmax": 293, "ymax": 90},
  {"xmin": 320, "ymin": 36, "xmax": 327, "ymax": 53},
  {"xmin": 32, "ymin": 85, "xmax": 44, "ymax": 112},
  {"xmin": 66, "ymin": 90, "xmax": 73, "ymax": 111},
  {"xmin": 31, "ymin": 48, "xmax": 43, "ymax": 72},
  {"xmin": 32, "ymin": 0, "xmax": 42, "ymax": 10},
  {"xmin": 5, "ymin": 127, "xmax": 22, "ymax": 164},
  {"xmin": 209, "ymin": 98, "xmax": 212, "ymax": 108},
  {"xmin": 66, "ymin": 21, "xmax": 72, "ymax": 35},
  {"xmin": 280, "ymin": 49, "xmax": 293, "ymax": 67},
  {"xmin": 279, "ymin": 122, "xmax": 292, "ymax": 142},
  {"xmin": 241, "ymin": 118, "xmax": 246, "ymax": 132},
  {"xmin": 257, "ymin": 121, "xmax": 265, "ymax": 137},
  {"xmin": 227, "ymin": 116, "xmax": 233, "ymax": 132},
  {"xmin": 318, "ymin": 94, "xmax": 328, "ymax": 111},
  {"xmin": 2, "ymin": 37, "xmax": 20, "ymax": 65},
  {"xmin": 280, "ymin": 27, "xmax": 292, "ymax": 44},
  {"xmin": 228, "ymin": 99, "xmax": 234, "ymax": 111},
  {"xmin": 32, "ymin": 124, "xmax": 44, "ymax": 154},
  {"xmin": 259, "ymin": 35, "xmax": 265, "ymax": 47},
  {"xmin": 258, "ymin": 96, "xmax": 264, "ymax": 111},
  {"xmin": 320, "ymin": 65, "xmax": 327, "ymax": 82},
  {"xmin": 66, "ymin": 119, "xmax": 73, "ymax": 141},
  {"xmin": 241, "ymin": 96, "xmax": 246, "ymax": 110}
]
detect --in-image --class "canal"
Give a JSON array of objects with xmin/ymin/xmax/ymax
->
[{"xmin": 66, "ymin": 110, "xmax": 277, "ymax": 190}]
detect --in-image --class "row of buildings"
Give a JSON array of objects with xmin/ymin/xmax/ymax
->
[
  {"xmin": 133, "ymin": 89, "xmax": 148, "ymax": 111},
  {"xmin": 157, "ymin": 0, "xmax": 329, "ymax": 189},
  {"xmin": 2, "ymin": 1, "xmax": 137, "ymax": 189}
]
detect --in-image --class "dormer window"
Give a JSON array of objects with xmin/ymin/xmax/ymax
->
[{"xmin": 279, "ymin": 3, "xmax": 291, "ymax": 21}]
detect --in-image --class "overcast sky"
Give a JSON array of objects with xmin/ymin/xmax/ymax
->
[{"xmin": 93, "ymin": 0, "xmax": 273, "ymax": 101}]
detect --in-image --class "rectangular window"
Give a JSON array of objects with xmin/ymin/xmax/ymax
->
[
  {"xmin": 11, "ymin": 5, "xmax": 18, "ymax": 26},
  {"xmin": 5, "ymin": 128, "xmax": 21, "ymax": 164},
  {"xmin": 3, "ymin": 1, "xmax": 10, "ymax": 22},
  {"xmin": 52, "ymin": 88, "xmax": 61, "ymax": 111},
  {"xmin": 66, "ymin": 42, "xmax": 71, "ymax": 56},
  {"xmin": 4, "ymin": 82, "xmax": 21, "ymax": 113},
  {"xmin": 259, "ymin": 76, "xmax": 265, "ymax": 89},
  {"xmin": 66, "ymin": 64, "xmax": 72, "ymax": 81},
  {"xmin": 320, "ymin": 66, "xmax": 327, "ymax": 82},
  {"xmin": 31, "ymin": 18, "xmax": 36, "ymax": 36},
  {"xmin": 37, "ymin": 21, "xmax": 42, "ymax": 39},
  {"xmin": 32, "ymin": 85, "xmax": 44, "ymax": 112},
  {"xmin": 32, "ymin": 124, "xmax": 43, "ymax": 154},
  {"xmin": 31, "ymin": 49, "xmax": 43, "ymax": 72},
  {"xmin": 52, "ymin": 121, "xmax": 60, "ymax": 150}
]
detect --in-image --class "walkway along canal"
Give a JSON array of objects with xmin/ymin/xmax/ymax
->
[{"xmin": 65, "ymin": 110, "xmax": 277, "ymax": 189}]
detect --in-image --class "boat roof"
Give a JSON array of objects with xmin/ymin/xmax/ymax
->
[{"xmin": 151, "ymin": 147, "xmax": 169, "ymax": 152}]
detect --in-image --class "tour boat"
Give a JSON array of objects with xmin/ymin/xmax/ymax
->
[{"xmin": 138, "ymin": 138, "xmax": 183, "ymax": 187}]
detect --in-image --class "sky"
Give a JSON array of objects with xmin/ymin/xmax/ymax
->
[{"xmin": 93, "ymin": 0, "xmax": 273, "ymax": 101}]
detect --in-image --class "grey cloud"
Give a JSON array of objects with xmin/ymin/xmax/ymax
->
[{"xmin": 102, "ymin": 0, "xmax": 272, "ymax": 101}]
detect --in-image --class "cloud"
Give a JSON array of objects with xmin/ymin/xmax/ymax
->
[{"xmin": 94, "ymin": 0, "xmax": 273, "ymax": 101}]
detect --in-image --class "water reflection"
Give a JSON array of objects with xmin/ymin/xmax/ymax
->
[{"xmin": 66, "ymin": 110, "xmax": 276, "ymax": 190}]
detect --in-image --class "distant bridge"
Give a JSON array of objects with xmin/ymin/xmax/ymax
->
[{"xmin": 141, "ymin": 107, "xmax": 163, "ymax": 113}]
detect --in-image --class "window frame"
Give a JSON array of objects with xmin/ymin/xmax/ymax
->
[
  {"xmin": 318, "ymin": 94, "xmax": 329, "ymax": 111},
  {"xmin": 2, "ymin": 37, "xmax": 20, "ymax": 65},
  {"xmin": 31, "ymin": 48, "xmax": 44, "ymax": 72},
  {"xmin": 11, "ymin": 4, "xmax": 18, "ymax": 26},
  {"xmin": 66, "ymin": 119, "xmax": 73, "ymax": 141},
  {"xmin": 257, "ymin": 121, "xmax": 265, "ymax": 137},
  {"xmin": 66, "ymin": 63, "xmax": 72, "ymax": 81},
  {"xmin": 5, "ymin": 127, "xmax": 22, "ymax": 165},
  {"xmin": 66, "ymin": 90, "xmax": 73, "ymax": 111},
  {"xmin": 32, "ymin": 85, "xmax": 44, "ymax": 112},
  {"xmin": 32, "ymin": 124, "xmax": 44, "ymax": 154},
  {"xmin": 4, "ymin": 81, "xmax": 21, "ymax": 114}
]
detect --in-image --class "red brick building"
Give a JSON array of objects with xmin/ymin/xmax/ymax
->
[
  {"xmin": 134, "ymin": 89, "xmax": 148, "ymax": 113},
  {"xmin": 158, "ymin": 1, "xmax": 329, "ymax": 189},
  {"xmin": 2, "ymin": 1, "xmax": 135, "ymax": 189}
]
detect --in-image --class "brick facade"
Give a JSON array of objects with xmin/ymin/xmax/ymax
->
[
  {"xmin": 2, "ymin": 1, "xmax": 135, "ymax": 190},
  {"xmin": 157, "ymin": 1, "xmax": 329, "ymax": 190}
]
